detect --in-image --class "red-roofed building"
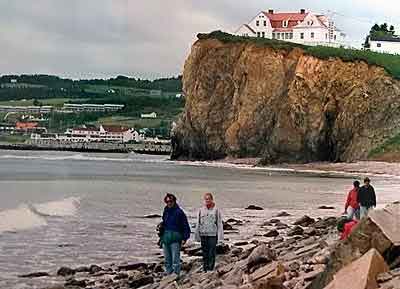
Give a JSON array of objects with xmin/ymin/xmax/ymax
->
[
  {"xmin": 62, "ymin": 124, "xmax": 142, "ymax": 143},
  {"xmin": 235, "ymin": 9, "xmax": 345, "ymax": 47}
]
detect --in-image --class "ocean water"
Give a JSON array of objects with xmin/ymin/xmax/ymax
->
[{"xmin": 0, "ymin": 150, "xmax": 399, "ymax": 289}]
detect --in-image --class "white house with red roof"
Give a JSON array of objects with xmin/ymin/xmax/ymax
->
[{"xmin": 235, "ymin": 9, "xmax": 345, "ymax": 47}]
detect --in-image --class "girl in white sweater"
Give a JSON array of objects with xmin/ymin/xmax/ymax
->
[{"xmin": 194, "ymin": 192, "xmax": 224, "ymax": 272}]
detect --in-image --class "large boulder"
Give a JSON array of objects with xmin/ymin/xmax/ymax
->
[
  {"xmin": 247, "ymin": 245, "xmax": 276, "ymax": 272},
  {"xmin": 311, "ymin": 204, "xmax": 400, "ymax": 289},
  {"xmin": 293, "ymin": 216, "xmax": 315, "ymax": 227},
  {"xmin": 323, "ymin": 249, "xmax": 389, "ymax": 289}
]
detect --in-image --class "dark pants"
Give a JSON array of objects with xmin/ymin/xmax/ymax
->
[{"xmin": 200, "ymin": 236, "xmax": 217, "ymax": 272}]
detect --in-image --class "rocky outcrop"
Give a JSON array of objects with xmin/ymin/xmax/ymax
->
[{"xmin": 172, "ymin": 32, "xmax": 400, "ymax": 163}]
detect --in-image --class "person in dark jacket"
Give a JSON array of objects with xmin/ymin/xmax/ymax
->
[
  {"xmin": 358, "ymin": 177, "xmax": 376, "ymax": 218},
  {"xmin": 161, "ymin": 193, "xmax": 191, "ymax": 276}
]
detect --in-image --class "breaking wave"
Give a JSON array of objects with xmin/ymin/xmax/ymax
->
[{"xmin": 0, "ymin": 197, "xmax": 80, "ymax": 233}]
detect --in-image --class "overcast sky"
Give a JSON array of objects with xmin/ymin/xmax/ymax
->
[{"xmin": 0, "ymin": 0, "xmax": 399, "ymax": 79}]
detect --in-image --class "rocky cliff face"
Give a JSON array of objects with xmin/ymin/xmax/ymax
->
[{"xmin": 171, "ymin": 34, "xmax": 400, "ymax": 163}]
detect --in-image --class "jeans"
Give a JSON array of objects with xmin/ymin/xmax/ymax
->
[
  {"xmin": 346, "ymin": 206, "xmax": 360, "ymax": 220},
  {"xmin": 163, "ymin": 242, "xmax": 181, "ymax": 275},
  {"xmin": 360, "ymin": 206, "xmax": 373, "ymax": 219},
  {"xmin": 200, "ymin": 236, "xmax": 217, "ymax": 272}
]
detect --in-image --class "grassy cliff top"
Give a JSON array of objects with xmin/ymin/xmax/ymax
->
[{"xmin": 198, "ymin": 31, "xmax": 400, "ymax": 79}]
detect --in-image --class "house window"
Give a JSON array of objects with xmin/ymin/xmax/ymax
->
[
  {"xmin": 281, "ymin": 33, "xmax": 285, "ymax": 39},
  {"xmin": 262, "ymin": 32, "xmax": 265, "ymax": 38},
  {"xmin": 272, "ymin": 33, "xmax": 276, "ymax": 39},
  {"xmin": 277, "ymin": 33, "xmax": 280, "ymax": 39},
  {"xmin": 377, "ymin": 43, "xmax": 382, "ymax": 47},
  {"xmin": 334, "ymin": 35, "xmax": 337, "ymax": 40},
  {"xmin": 300, "ymin": 33, "xmax": 304, "ymax": 39},
  {"xmin": 289, "ymin": 33, "xmax": 293, "ymax": 39},
  {"xmin": 325, "ymin": 33, "xmax": 328, "ymax": 40},
  {"xmin": 257, "ymin": 32, "xmax": 261, "ymax": 37},
  {"xmin": 264, "ymin": 20, "xmax": 267, "ymax": 26},
  {"xmin": 256, "ymin": 20, "xmax": 260, "ymax": 26},
  {"xmin": 282, "ymin": 20, "xmax": 288, "ymax": 28},
  {"xmin": 285, "ymin": 33, "xmax": 289, "ymax": 39},
  {"xmin": 311, "ymin": 32, "xmax": 315, "ymax": 38}
]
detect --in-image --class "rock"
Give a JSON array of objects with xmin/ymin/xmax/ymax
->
[
  {"xmin": 311, "ymin": 205, "xmax": 400, "ymax": 289},
  {"xmin": 234, "ymin": 241, "xmax": 249, "ymax": 246},
  {"xmin": 65, "ymin": 279, "xmax": 87, "ymax": 287},
  {"xmin": 275, "ymin": 223, "xmax": 290, "ymax": 230},
  {"xmin": 18, "ymin": 272, "xmax": 50, "ymax": 278},
  {"xmin": 312, "ymin": 217, "xmax": 337, "ymax": 229},
  {"xmin": 172, "ymin": 32, "xmax": 400, "ymax": 165},
  {"xmin": 226, "ymin": 218, "xmax": 243, "ymax": 225},
  {"xmin": 264, "ymin": 230, "xmax": 280, "ymax": 238},
  {"xmin": 304, "ymin": 228, "xmax": 317, "ymax": 236},
  {"xmin": 114, "ymin": 272, "xmax": 129, "ymax": 280},
  {"xmin": 377, "ymin": 272, "xmax": 393, "ymax": 283},
  {"xmin": 129, "ymin": 275, "xmax": 154, "ymax": 288},
  {"xmin": 293, "ymin": 216, "xmax": 315, "ymax": 227},
  {"xmin": 287, "ymin": 226, "xmax": 304, "ymax": 236},
  {"xmin": 118, "ymin": 262, "xmax": 148, "ymax": 271},
  {"xmin": 223, "ymin": 222, "xmax": 234, "ymax": 231},
  {"xmin": 142, "ymin": 214, "xmax": 162, "ymax": 219},
  {"xmin": 74, "ymin": 266, "xmax": 90, "ymax": 273},
  {"xmin": 89, "ymin": 264, "xmax": 103, "ymax": 274},
  {"xmin": 274, "ymin": 211, "xmax": 291, "ymax": 217},
  {"xmin": 247, "ymin": 244, "xmax": 276, "ymax": 271},
  {"xmin": 217, "ymin": 243, "xmax": 230, "ymax": 255},
  {"xmin": 323, "ymin": 249, "xmax": 389, "ymax": 289},
  {"xmin": 245, "ymin": 205, "xmax": 264, "ymax": 210},
  {"xmin": 184, "ymin": 245, "xmax": 203, "ymax": 256},
  {"xmin": 317, "ymin": 206, "xmax": 335, "ymax": 210},
  {"xmin": 57, "ymin": 267, "xmax": 76, "ymax": 276},
  {"xmin": 249, "ymin": 261, "xmax": 286, "ymax": 288}
]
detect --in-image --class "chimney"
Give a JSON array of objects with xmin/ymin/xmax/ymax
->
[
  {"xmin": 268, "ymin": 9, "xmax": 274, "ymax": 14},
  {"xmin": 300, "ymin": 9, "xmax": 306, "ymax": 14}
]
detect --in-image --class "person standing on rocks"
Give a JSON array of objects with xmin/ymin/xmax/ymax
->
[
  {"xmin": 195, "ymin": 192, "xmax": 224, "ymax": 272},
  {"xmin": 358, "ymin": 177, "xmax": 376, "ymax": 218},
  {"xmin": 161, "ymin": 193, "xmax": 191, "ymax": 276},
  {"xmin": 344, "ymin": 181, "xmax": 360, "ymax": 220}
]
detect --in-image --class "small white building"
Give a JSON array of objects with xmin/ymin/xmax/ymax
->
[
  {"xmin": 141, "ymin": 112, "xmax": 157, "ymax": 119},
  {"xmin": 235, "ymin": 9, "xmax": 345, "ymax": 47},
  {"xmin": 369, "ymin": 36, "xmax": 400, "ymax": 55}
]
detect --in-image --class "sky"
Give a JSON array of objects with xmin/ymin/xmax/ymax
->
[{"xmin": 0, "ymin": 0, "xmax": 399, "ymax": 80}]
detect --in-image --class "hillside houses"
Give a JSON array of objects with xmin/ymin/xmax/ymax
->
[{"xmin": 235, "ymin": 9, "xmax": 346, "ymax": 47}]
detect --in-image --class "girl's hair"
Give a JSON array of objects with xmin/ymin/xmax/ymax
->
[
  {"xmin": 164, "ymin": 193, "xmax": 177, "ymax": 203},
  {"xmin": 353, "ymin": 181, "xmax": 360, "ymax": 188},
  {"xmin": 337, "ymin": 217, "xmax": 351, "ymax": 233},
  {"xmin": 204, "ymin": 192, "xmax": 214, "ymax": 200}
]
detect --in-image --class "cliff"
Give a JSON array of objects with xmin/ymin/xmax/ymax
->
[{"xmin": 171, "ymin": 32, "xmax": 400, "ymax": 164}]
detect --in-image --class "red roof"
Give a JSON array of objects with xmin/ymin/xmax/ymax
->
[
  {"xmin": 16, "ymin": 122, "xmax": 38, "ymax": 129},
  {"xmin": 102, "ymin": 125, "xmax": 129, "ymax": 133},
  {"xmin": 263, "ymin": 11, "xmax": 308, "ymax": 29}
]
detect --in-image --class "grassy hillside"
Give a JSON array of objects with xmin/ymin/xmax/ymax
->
[{"xmin": 199, "ymin": 31, "xmax": 400, "ymax": 79}]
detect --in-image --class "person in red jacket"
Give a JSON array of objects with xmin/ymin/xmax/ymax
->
[
  {"xmin": 337, "ymin": 217, "xmax": 358, "ymax": 240},
  {"xmin": 344, "ymin": 181, "xmax": 360, "ymax": 220}
]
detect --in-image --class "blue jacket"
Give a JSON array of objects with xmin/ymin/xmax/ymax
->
[{"xmin": 162, "ymin": 205, "xmax": 191, "ymax": 241}]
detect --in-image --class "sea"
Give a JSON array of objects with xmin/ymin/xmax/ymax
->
[{"xmin": 0, "ymin": 149, "xmax": 399, "ymax": 289}]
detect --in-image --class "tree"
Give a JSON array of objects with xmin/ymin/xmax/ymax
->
[{"xmin": 363, "ymin": 23, "xmax": 397, "ymax": 49}]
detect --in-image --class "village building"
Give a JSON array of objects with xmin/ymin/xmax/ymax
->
[
  {"xmin": 31, "ymin": 124, "xmax": 143, "ymax": 144},
  {"xmin": 0, "ymin": 105, "xmax": 54, "ymax": 114},
  {"xmin": 368, "ymin": 35, "xmax": 400, "ymax": 55},
  {"xmin": 62, "ymin": 103, "xmax": 124, "ymax": 113},
  {"xmin": 235, "ymin": 9, "xmax": 345, "ymax": 47},
  {"xmin": 15, "ymin": 121, "xmax": 47, "ymax": 134},
  {"xmin": 141, "ymin": 112, "xmax": 157, "ymax": 119}
]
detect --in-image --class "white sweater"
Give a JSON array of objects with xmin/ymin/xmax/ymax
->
[{"xmin": 194, "ymin": 206, "xmax": 224, "ymax": 243}]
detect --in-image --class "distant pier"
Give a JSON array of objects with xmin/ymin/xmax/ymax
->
[{"xmin": 0, "ymin": 141, "xmax": 171, "ymax": 155}]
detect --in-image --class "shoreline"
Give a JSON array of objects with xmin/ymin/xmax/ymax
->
[
  {"xmin": 19, "ymin": 208, "xmax": 341, "ymax": 289},
  {"xmin": 0, "ymin": 142, "xmax": 171, "ymax": 156}
]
